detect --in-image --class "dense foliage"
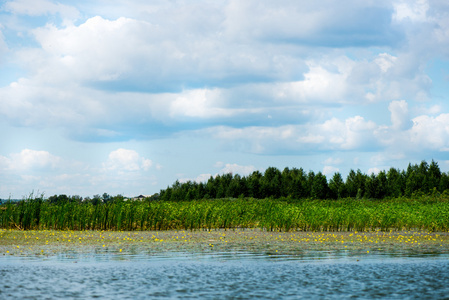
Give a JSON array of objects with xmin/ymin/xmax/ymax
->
[
  {"xmin": 1, "ymin": 196, "xmax": 449, "ymax": 232},
  {"xmin": 158, "ymin": 160, "xmax": 449, "ymax": 201}
]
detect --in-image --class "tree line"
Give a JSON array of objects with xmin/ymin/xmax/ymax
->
[
  {"xmin": 158, "ymin": 160, "xmax": 449, "ymax": 201},
  {"xmin": 0, "ymin": 193, "xmax": 123, "ymax": 205}
]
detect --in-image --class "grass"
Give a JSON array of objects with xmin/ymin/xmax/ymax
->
[
  {"xmin": 1, "ymin": 228, "xmax": 448, "ymax": 257},
  {"xmin": 2, "ymin": 197, "xmax": 449, "ymax": 232}
]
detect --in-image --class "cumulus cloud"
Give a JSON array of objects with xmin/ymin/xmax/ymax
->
[
  {"xmin": 409, "ymin": 114, "xmax": 449, "ymax": 151},
  {"xmin": 0, "ymin": 149, "xmax": 61, "ymax": 171},
  {"xmin": 367, "ymin": 167, "xmax": 381, "ymax": 175},
  {"xmin": 24, "ymin": 14, "xmax": 307, "ymax": 92},
  {"xmin": 323, "ymin": 166, "xmax": 340, "ymax": 176},
  {"xmin": 103, "ymin": 149, "xmax": 152, "ymax": 172},
  {"xmin": 0, "ymin": 1, "xmax": 437, "ymax": 142},
  {"xmin": 389, "ymin": 100, "xmax": 412, "ymax": 130},
  {"xmin": 204, "ymin": 114, "xmax": 381, "ymax": 155},
  {"xmin": 393, "ymin": 0, "xmax": 429, "ymax": 22},
  {"xmin": 375, "ymin": 53, "xmax": 398, "ymax": 73},
  {"xmin": 199, "ymin": 98, "xmax": 449, "ymax": 157}
]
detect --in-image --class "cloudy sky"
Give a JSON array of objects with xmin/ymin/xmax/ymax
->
[{"xmin": 1, "ymin": 0, "xmax": 449, "ymax": 199}]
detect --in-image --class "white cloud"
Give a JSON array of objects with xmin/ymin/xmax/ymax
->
[
  {"xmin": 179, "ymin": 163, "xmax": 257, "ymax": 184},
  {"xmin": 409, "ymin": 113, "xmax": 449, "ymax": 150},
  {"xmin": 323, "ymin": 166, "xmax": 340, "ymax": 176},
  {"xmin": 375, "ymin": 53, "xmax": 397, "ymax": 73},
  {"xmin": 0, "ymin": 3, "xmax": 435, "ymax": 140},
  {"xmin": 393, "ymin": 0, "xmax": 429, "ymax": 22},
  {"xmin": 0, "ymin": 149, "xmax": 61, "ymax": 171},
  {"xmin": 323, "ymin": 157, "xmax": 343, "ymax": 165},
  {"xmin": 103, "ymin": 148, "xmax": 152, "ymax": 172},
  {"xmin": 367, "ymin": 167, "xmax": 381, "ymax": 175},
  {"xmin": 206, "ymin": 114, "xmax": 381, "ymax": 154},
  {"xmin": 180, "ymin": 173, "xmax": 213, "ymax": 184},
  {"xmin": 275, "ymin": 62, "xmax": 350, "ymax": 103},
  {"xmin": 389, "ymin": 100, "xmax": 412, "ymax": 130},
  {"xmin": 319, "ymin": 116, "xmax": 379, "ymax": 150},
  {"xmin": 218, "ymin": 163, "xmax": 257, "ymax": 176},
  {"xmin": 169, "ymin": 89, "xmax": 233, "ymax": 119},
  {"xmin": 195, "ymin": 173, "xmax": 214, "ymax": 183},
  {"xmin": 23, "ymin": 14, "xmax": 307, "ymax": 92},
  {"xmin": 4, "ymin": 0, "xmax": 80, "ymax": 25},
  {"xmin": 413, "ymin": 104, "xmax": 442, "ymax": 116}
]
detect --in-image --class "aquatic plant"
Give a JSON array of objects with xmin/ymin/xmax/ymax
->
[{"xmin": 1, "ymin": 196, "xmax": 449, "ymax": 232}]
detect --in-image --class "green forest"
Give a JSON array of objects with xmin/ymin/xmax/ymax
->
[{"xmin": 158, "ymin": 160, "xmax": 449, "ymax": 201}]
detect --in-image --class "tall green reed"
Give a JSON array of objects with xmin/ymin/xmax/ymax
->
[{"xmin": 1, "ymin": 196, "xmax": 449, "ymax": 232}]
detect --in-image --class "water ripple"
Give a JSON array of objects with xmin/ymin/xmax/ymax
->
[{"xmin": 1, "ymin": 251, "xmax": 449, "ymax": 299}]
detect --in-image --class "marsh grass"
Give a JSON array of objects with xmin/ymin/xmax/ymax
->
[{"xmin": 1, "ymin": 196, "xmax": 449, "ymax": 232}]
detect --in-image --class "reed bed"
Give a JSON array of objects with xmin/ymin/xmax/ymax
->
[{"xmin": 2, "ymin": 196, "xmax": 449, "ymax": 232}]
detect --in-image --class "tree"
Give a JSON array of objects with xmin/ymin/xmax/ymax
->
[
  {"xmin": 205, "ymin": 176, "xmax": 217, "ymax": 199},
  {"xmin": 346, "ymin": 169, "xmax": 366, "ymax": 198},
  {"xmin": 281, "ymin": 167, "xmax": 293, "ymax": 197},
  {"xmin": 386, "ymin": 167, "xmax": 404, "ymax": 197},
  {"xmin": 428, "ymin": 160, "xmax": 442, "ymax": 192},
  {"xmin": 102, "ymin": 193, "xmax": 112, "ymax": 203},
  {"xmin": 292, "ymin": 168, "xmax": 308, "ymax": 198},
  {"xmin": 226, "ymin": 174, "xmax": 242, "ymax": 198},
  {"xmin": 311, "ymin": 172, "xmax": 329, "ymax": 199},
  {"xmin": 329, "ymin": 172, "xmax": 345, "ymax": 199},
  {"xmin": 405, "ymin": 163, "xmax": 424, "ymax": 196},
  {"xmin": 48, "ymin": 194, "xmax": 69, "ymax": 204},
  {"xmin": 247, "ymin": 171, "xmax": 262, "ymax": 198},
  {"xmin": 306, "ymin": 171, "xmax": 315, "ymax": 198},
  {"xmin": 439, "ymin": 172, "xmax": 449, "ymax": 192},
  {"xmin": 363, "ymin": 173, "xmax": 378, "ymax": 199},
  {"xmin": 91, "ymin": 194, "xmax": 102, "ymax": 205},
  {"xmin": 376, "ymin": 171, "xmax": 388, "ymax": 199},
  {"xmin": 261, "ymin": 167, "xmax": 282, "ymax": 198},
  {"xmin": 345, "ymin": 170, "xmax": 357, "ymax": 197}
]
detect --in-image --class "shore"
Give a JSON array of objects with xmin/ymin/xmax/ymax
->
[{"xmin": 1, "ymin": 228, "xmax": 449, "ymax": 257}]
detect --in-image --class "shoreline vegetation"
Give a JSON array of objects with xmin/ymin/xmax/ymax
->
[
  {"xmin": 1, "ymin": 196, "xmax": 449, "ymax": 232},
  {"xmin": 1, "ymin": 160, "xmax": 449, "ymax": 233},
  {"xmin": 1, "ymin": 160, "xmax": 449, "ymax": 257}
]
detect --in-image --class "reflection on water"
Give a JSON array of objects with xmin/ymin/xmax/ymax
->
[{"xmin": 1, "ymin": 250, "xmax": 449, "ymax": 299}]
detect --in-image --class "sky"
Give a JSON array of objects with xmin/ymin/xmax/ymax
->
[{"xmin": 1, "ymin": 0, "xmax": 449, "ymax": 199}]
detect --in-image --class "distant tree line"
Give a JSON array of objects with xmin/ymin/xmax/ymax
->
[
  {"xmin": 158, "ymin": 160, "xmax": 449, "ymax": 201},
  {"xmin": 45, "ymin": 193, "xmax": 124, "ymax": 205}
]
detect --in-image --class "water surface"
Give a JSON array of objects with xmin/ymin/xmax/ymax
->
[{"xmin": 1, "ymin": 251, "xmax": 449, "ymax": 299}]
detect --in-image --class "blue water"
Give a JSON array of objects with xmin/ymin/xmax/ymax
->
[{"xmin": 1, "ymin": 251, "xmax": 449, "ymax": 299}]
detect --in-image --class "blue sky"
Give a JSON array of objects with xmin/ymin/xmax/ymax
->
[{"xmin": 1, "ymin": 0, "xmax": 449, "ymax": 198}]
